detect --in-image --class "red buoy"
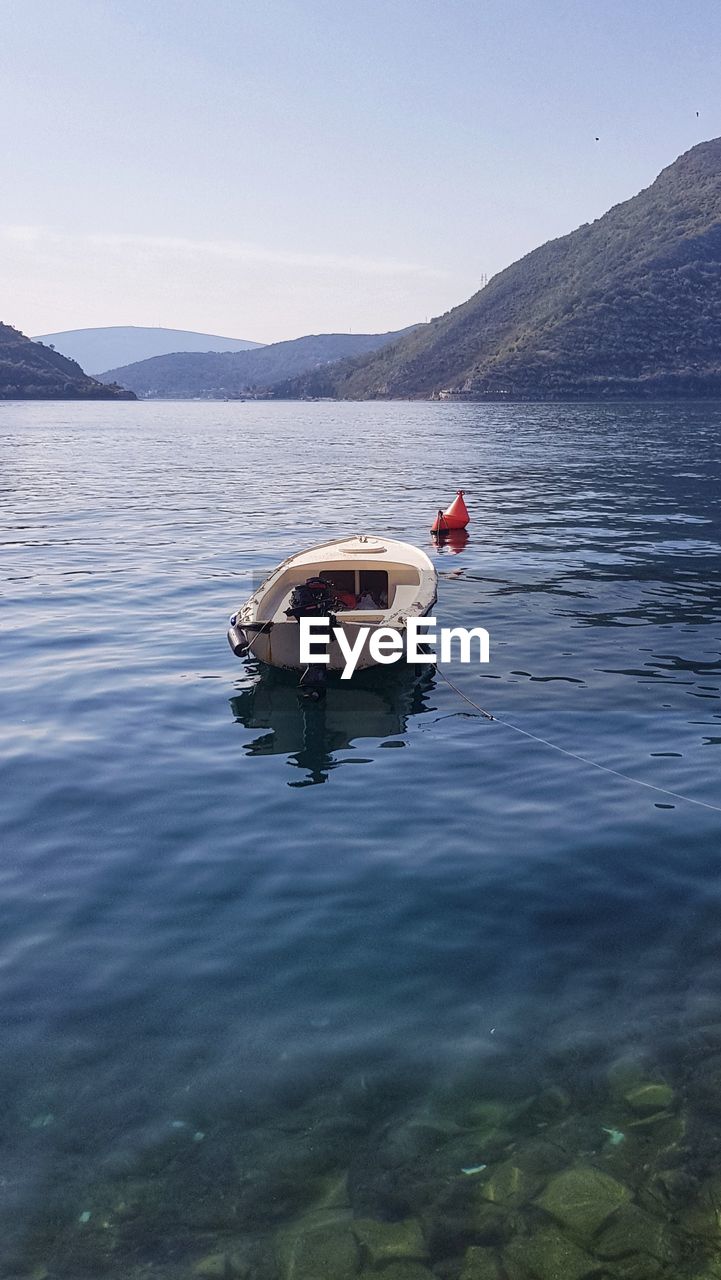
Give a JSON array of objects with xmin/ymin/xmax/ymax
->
[{"xmin": 431, "ymin": 489, "xmax": 470, "ymax": 533}]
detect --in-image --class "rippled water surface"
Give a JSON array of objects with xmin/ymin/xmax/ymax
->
[{"xmin": 2, "ymin": 400, "xmax": 721, "ymax": 1278}]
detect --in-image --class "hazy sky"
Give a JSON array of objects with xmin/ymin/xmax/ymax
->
[{"xmin": 2, "ymin": 0, "xmax": 719, "ymax": 343}]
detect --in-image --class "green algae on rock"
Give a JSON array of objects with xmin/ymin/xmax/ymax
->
[
  {"xmin": 309, "ymin": 1171, "xmax": 351, "ymax": 1211},
  {"xmin": 480, "ymin": 1160, "xmax": 544, "ymax": 1207},
  {"xmin": 535, "ymin": 1166, "xmax": 630, "ymax": 1242},
  {"xmin": 276, "ymin": 1212, "xmax": 359, "ymax": 1280},
  {"xmin": 358, "ymin": 1264, "xmax": 435, "ymax": 1280},
  {"xmin": 12, "ymin": 1047, "xmax": 708, "ymax": 1280},
  {"xmin": 277, "ymin": 1222, "xmax": 359, "ymax": 1280},
  {"xmin": 460, "ymin": 1100, "xmax": 517, "ymax": 1131},
  {"xmin": 503, "ymin": 1225, "xmax": 599, "ymax": 1280},
  {"xmin": 607, "ymin": 1057, "xmax": 650, "ymax": 1102},
  {"xmin": 626, "ymin": 1108, "xmax": 679, "ymax": 1131},
  {"xmin": 678, "ymin": 1176, "xmax": 721, "ymax": 1242},
  {"xmin": 594, "ymin": 1203, "xmax": 672, "ymax": 1264},
  {"xmin": 460, "ymin": 1243, "xmax": 503, "ymax": 1279},
  {"xmin": 351, "ymin": 1217, "xmax": 428, "ymax": 1267},
  {"xmin": 425, "ymin": 1179, "xmax": 510, "ymax": 1254},
  {"xmin": 624, "ymin": 1083, "xmax": 675, "ymax": 1115},
  {"xmin": 193, "ymin": 1255, "xmax": 228, "ymax": 1279},
  {"xmin": 626, "ymin": 1109, "xmax": 686, "ymax": 1154},
  {"xmin": 689, "ymin": 1264, "xmax": 721, "ymax": 1280},
  {"xmin": 469, "ymin": 1201, "xmax": 513, "ymax": 1241},
  {"xmin": 607, "ymin": 1257, "xmax": 666, "ymax": 1280}
]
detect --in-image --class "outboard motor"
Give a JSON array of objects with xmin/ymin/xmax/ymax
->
[
  {"xmin": 285, "ymin": 576, "xmax": 339, "ymax": 624},
  {"xmin": 286, "ymin": 577, "xmax": 339, "ymax": 700}
]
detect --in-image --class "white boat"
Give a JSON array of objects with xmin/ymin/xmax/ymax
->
[{"xmin": 228, "ymin": 535, "xmax": 437, "ymax": 674}]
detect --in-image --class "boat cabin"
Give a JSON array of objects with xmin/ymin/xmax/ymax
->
[{"xmin": 263, "ymin": 562, "xmax": 423, "ymax": 624}]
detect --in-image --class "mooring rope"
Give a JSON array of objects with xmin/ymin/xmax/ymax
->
[{"xmin": 435, "ymin": 666, "xmax": 721, "ymax": 815}]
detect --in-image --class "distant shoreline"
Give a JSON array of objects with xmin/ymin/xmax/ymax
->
[{"xmin": 7, "ymin": 394, "xmax": 721, "ymax": 406}]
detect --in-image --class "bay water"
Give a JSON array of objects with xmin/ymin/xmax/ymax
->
[{"xmin": 2, "ymin": 400, "xmax": 721, "ymax": 1277}]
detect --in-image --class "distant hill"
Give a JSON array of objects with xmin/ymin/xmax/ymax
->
[
  {"xmin": 32, "ymin": 326, "xmax": 263, "ymax": 375},
  {"xmin": 277, "ymin": 138, "xmax": 721, "ymax": 401},
  {"xmin": 100, "ymin": 328, "xmax": 420, "ymax": 398},
  {"xmin": 0, "ymin": 324, "xmax": 135, "ymax": 400}
]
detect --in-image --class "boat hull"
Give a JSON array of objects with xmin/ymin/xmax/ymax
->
[
  {"xmin": 227, "ymin": 614, "xmax": 432, "ymax": 673},
  {"xmin": 228, "ymin": 534, "xmax": 438, "ymax": 674}
]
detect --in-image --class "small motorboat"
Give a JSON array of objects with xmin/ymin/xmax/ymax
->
[{"xmin": 228, "ymin": 535, "xmax": 437, "ymax": 674}]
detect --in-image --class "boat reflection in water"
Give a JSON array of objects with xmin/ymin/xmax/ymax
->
[{"xmin": 230, "ymin": 662, "xmax": 435, "ymax": 786}]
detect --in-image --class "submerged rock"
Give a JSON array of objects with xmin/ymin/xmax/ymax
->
[
  {"xmin": 383, "ymin": 1119, "xmax": 459, "ymax": 1165},
  {"xmin": 358, "ymin": 1265, "xmax": 434, "ymax": 1280},
  {"xmin": 423, "ymin": 1180, "xmax": 510, "ymax": 1257},
  {"xmin": 678, "ymin": 1176, "xmax": 721, "ymax": 1242},
  {"xmin": 503, "ymin": 1226, "xmax": 599, "ymax": 1280},
  {"xmin": 537, "ymin": 1086, "xmax": 572, "ymax": 1115},
  {"xmin": 626, "ymin": 1108, "xmax": 678, "ymax": 1130},
  {"xmin": 535, "ymin": 1166, "xmax": 630, "ymax": 1242},
  {"xmin": 311, "ymin": 1171, "xmax": 351, "ymax": 1211},
  {"xmin": 193, "ymin": 1253, "xmax": 248, "ymax": 1279},
  {"xmin": 607, "ymin": 1057, "xmax": 650, "ymax": 1102},
  {"xmin": 460, "ymin": 1244, "xmax": 503, "ymax": 1279},
  {"xmin": 480, "ymin": 1160, "xmax": 544, "ymax": 1207},
  {"xmin": 194, "ymin": 1254, "xmax": 227, "ymax": 1274},
  {"xmin": 275, "ymin": 1197, "xmax": 358, "ymax": 1280},
  {"xmin": 351, "ymin": 1217, "xmax": 428, "ymax": 1267},
  {"xmin": 626, "ymin": 1108, "xmax": 685, "ymax": 1152},
  {"xmin": 594, "ymin": 1203, "xmax": 672, "ymax": 1264},
  {"xmin": 468, "ymin": 1201, "xmax": 512, "ymax": 1243},
  {"xmin": 510, "ymin": 1139, "xmax": 569, "ymax": 1177},
  {"xmin": 460, "ymin": 1100, "xmax": 517, "ymax": 1131},
  {"xmin": 276, "ymin": 1220, "xmax": 359, "ymax": 1280},
  {"xmin": 193, "ymin": 1254, "xmax": 224, "ymax": 1274},
  {"xmin": 605, "ymin": 1257, "xmax": 666, "ymax": 1280},
  {"xmin": 624, "ymin": 1083, "xmax": 675, "ymax": 1115}
]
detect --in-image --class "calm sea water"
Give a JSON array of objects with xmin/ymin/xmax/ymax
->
[{"xmin": 2, "ymin": 400, "xmax": 721, "ymax": 1277}]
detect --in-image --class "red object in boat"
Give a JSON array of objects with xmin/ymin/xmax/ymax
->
[{"xmin": 431, "ymin": 490, "xmax": 470, "ymax": 533}]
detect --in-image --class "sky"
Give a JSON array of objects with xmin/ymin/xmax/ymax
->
[{"xmin": 1, "ymin": 0, "xmax": 720, "ymax": 344}]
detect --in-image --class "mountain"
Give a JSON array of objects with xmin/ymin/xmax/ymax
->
[
  {"xmin": 276, "ymin": 139, "xmax": 721, "ymax": 401},
  {"xmin": 100, "ymin": 328, "xmax": 419, "ymax": 398},
  {"xmin": 0, "ymin": 324, "xmax": 135, "ymax": 400},
  {"xmin": 32, "ymin": 326, "xmax": 263, "ymax": 375}
]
